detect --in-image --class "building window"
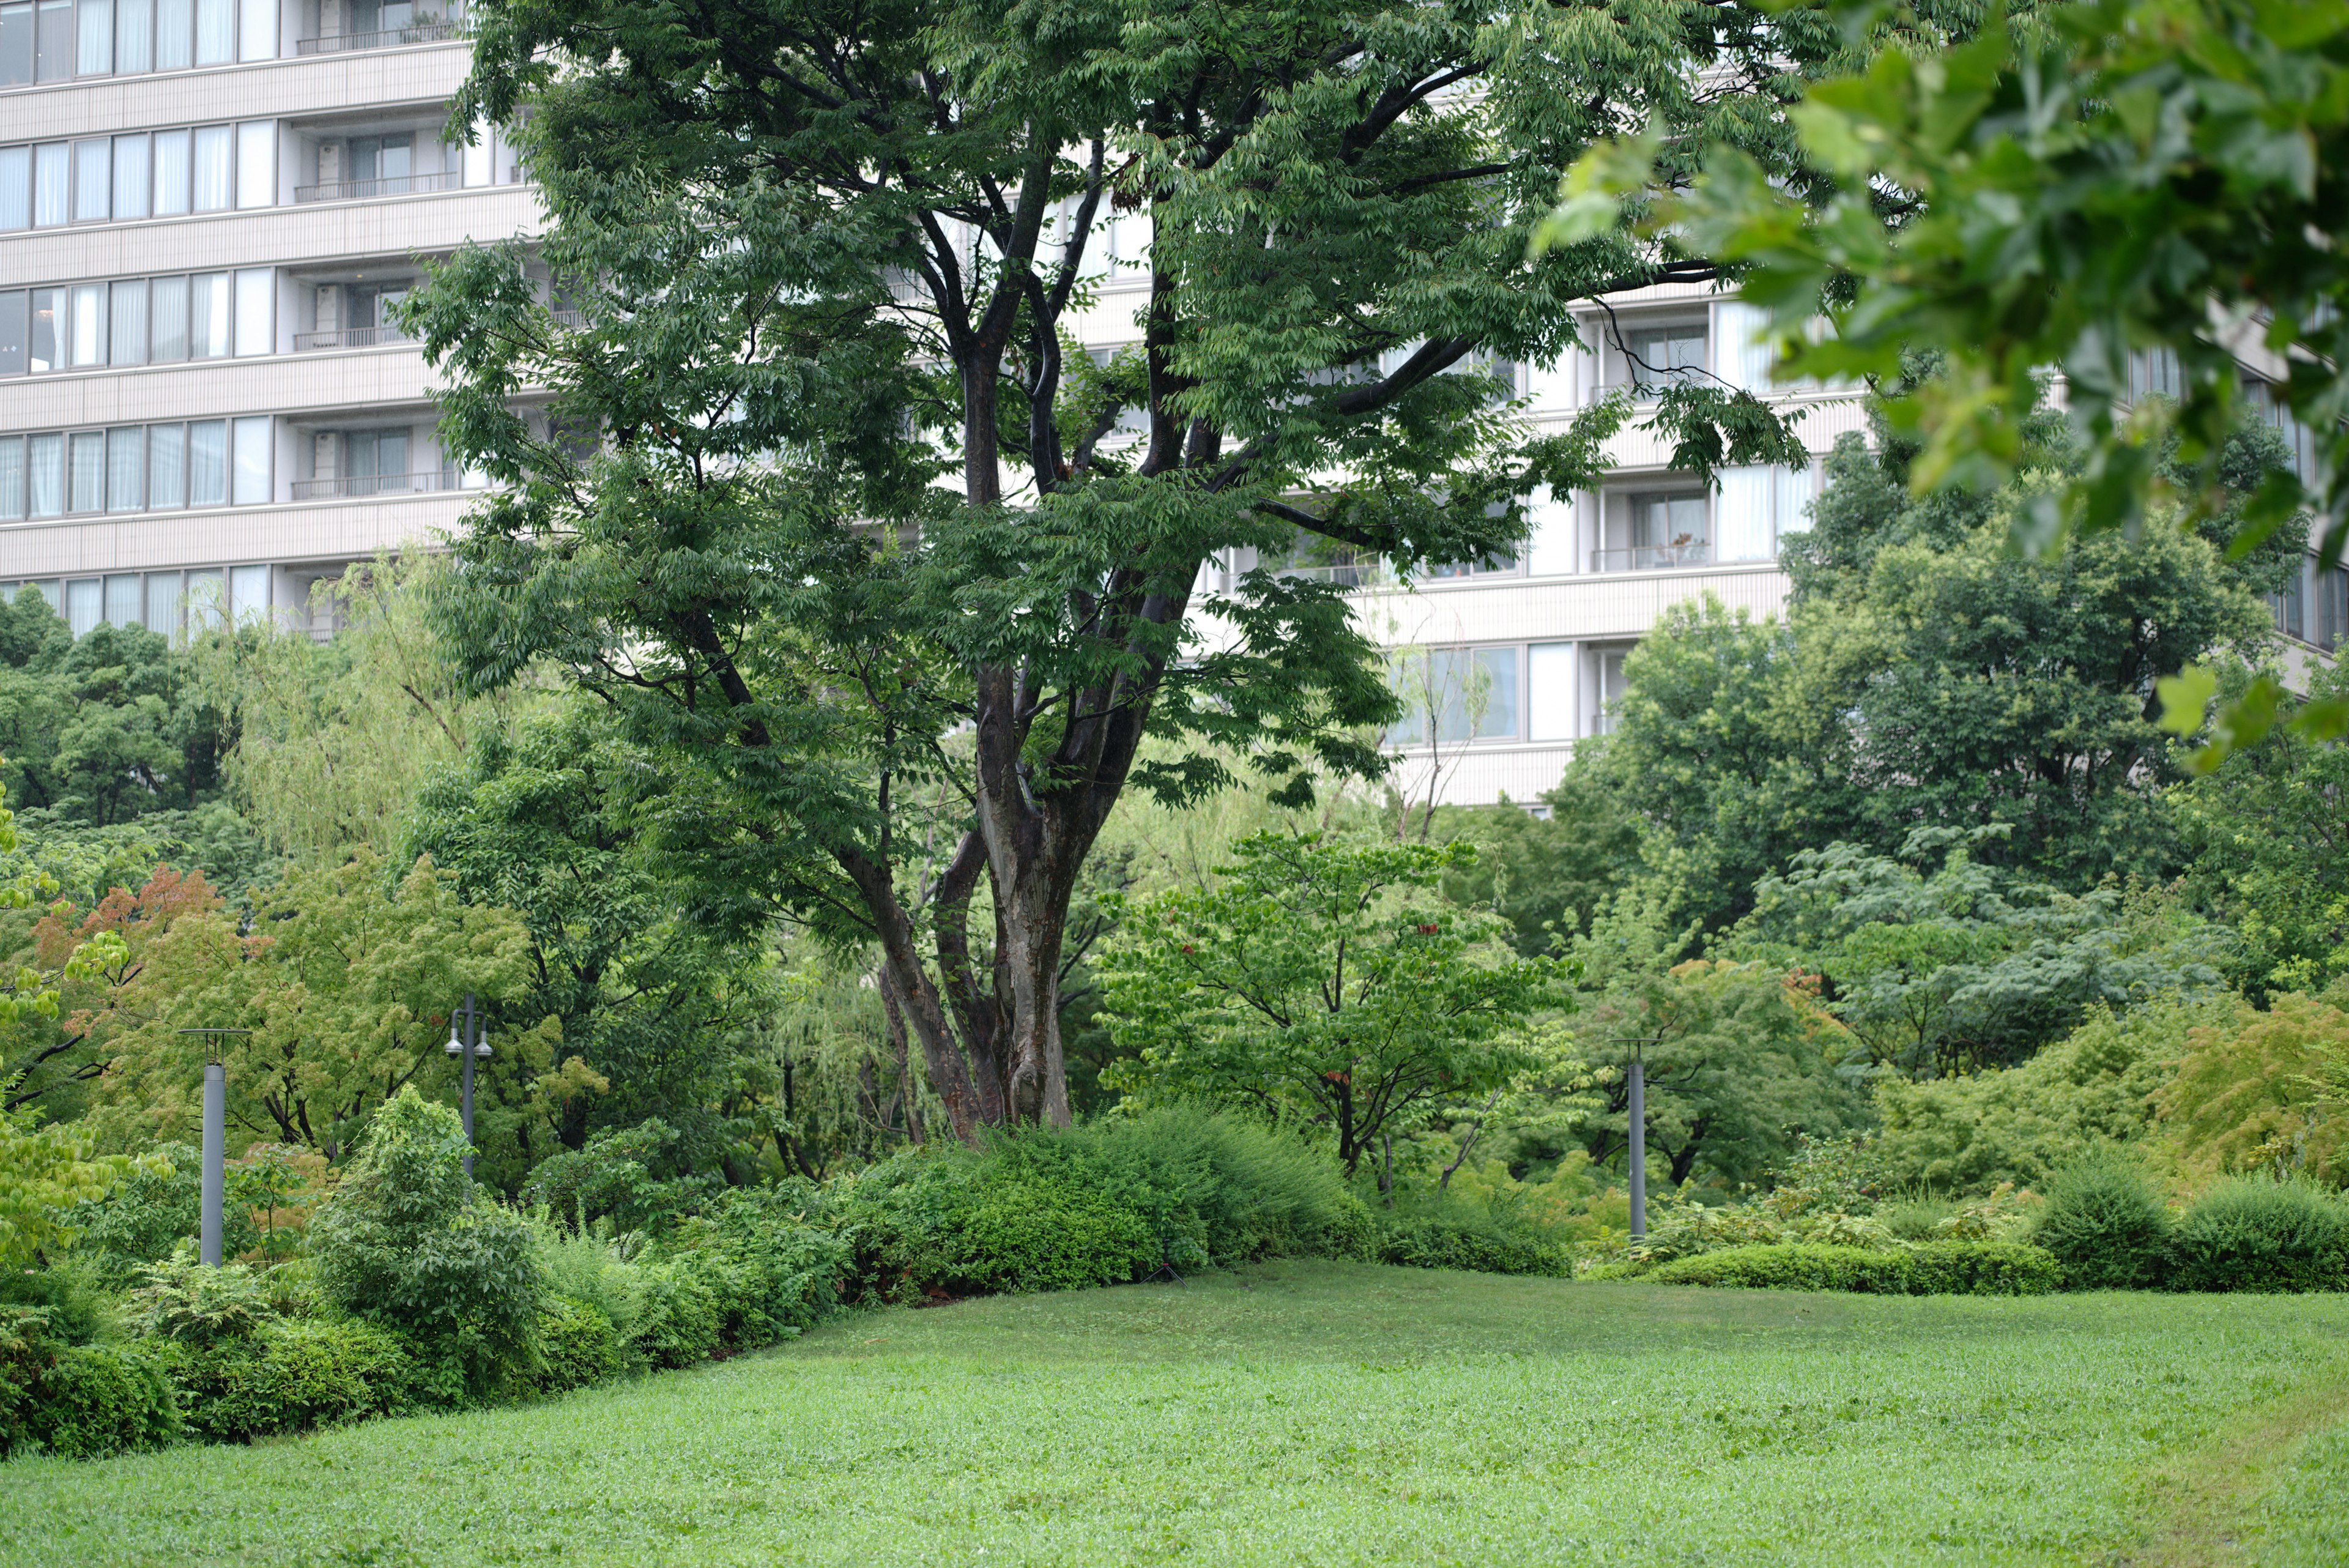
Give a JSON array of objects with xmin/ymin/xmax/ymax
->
[
  {"xmin": 1627, "ymin": 323, "xmax": 1705, "ymax": 392},
  {"xmin": 0, "ymin": 268, "xmax": 270, "ymax": 374},
  {"xmin": 1594, "ymin": 491, "xmax": 1710, "ymax": 573},
  {"xmin": 0, "ymin": 418, "xmax": 245, "ymax": 514},
  {"xmin": 0, "ymin": 120, "xmax": 273, "ymax": 229},
  {"xmin": 1387, "ymin": 646, "xmax": 1521, "ymax": 746},
  {"xmin": 1593, "ymin": 647, "xmax": 1630, "ymax": 735},
  {"xmin": 2318, "ymin": 567, "xmax": 2348, "ymax": 653},
  {"xmin": 0, "ymin": 0, "xmax": 275, "ymax": 83}
]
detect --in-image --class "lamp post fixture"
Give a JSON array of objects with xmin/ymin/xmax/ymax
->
[
  {"xmin": 176, "ymin": 1028, "xmax": 251, "ymax": 1265},
  {"xmin": 1627, "ymin": 1052, "xmax": 1647, "ymax": 1243},
  {"xmin": 445, "ymin": 992, "xmax": 492, "ymax": 1178}
]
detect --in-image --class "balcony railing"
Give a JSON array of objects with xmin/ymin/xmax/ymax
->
[
  {"xmin": 291, "ymin": 324, "xmax": 415, "ymax": 352},
  {"xmin": 295, "ymin": 18, "xmax": 464, "ymax": 53},
  {"xmin": 290, "ymin": 470, "xmax": 454, "ymax": 501},
  {"xmin": 294, "ymin": 171, "xmax": 456, "ymax": 203},
  {"xmin": 1592, "ymin": 542, "xmax": 1713, "ymax": 573}
]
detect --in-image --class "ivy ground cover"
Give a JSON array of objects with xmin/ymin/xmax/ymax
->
[{"xmin": 5, "ymin": 1261, "xmax": 2347, "ymax": 1567}]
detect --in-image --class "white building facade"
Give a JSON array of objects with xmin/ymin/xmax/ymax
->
[
  {"xmin": 0, "ymin": 0, "xmax": 528, "ymax": 634},
  {"xmin": 4, "ymin": 21, "xmax": 2338, "ymax": 791}
]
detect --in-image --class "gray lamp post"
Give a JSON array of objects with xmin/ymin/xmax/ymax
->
[
  {"xmin": 445, "ymin": 992, "xmax": 492, "ymax": 1178},
  {"xmin": 1627, "ymin": 1052, "xmax": 1647, "ymax": 1243},
  {"xmin": 176, "ymin": 1028, "xmax": 251, "ymax": 1265}
]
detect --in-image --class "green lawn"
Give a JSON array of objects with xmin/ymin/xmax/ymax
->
[{"xmin": 7, "ymin": 1261, "xmax": 2349, "ymax": 1567}]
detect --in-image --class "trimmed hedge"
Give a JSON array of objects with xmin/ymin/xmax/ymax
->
[
  {"xmin": 533, "ymin": 1297, "xmax": 625, "ymax": 1395},
  {"xmin": 1647, "ymin": 1241, "xmax": 2058, "ymax": 1296},
  {"xmin": 1374, "ymin": 1216, "xmax": 1572, "ymax": 1278},
  {"xmin": 2171, "ymin": 1178, "xmax": 2349, "ymax": 1294}
]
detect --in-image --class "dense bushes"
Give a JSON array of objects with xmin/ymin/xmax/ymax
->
[
  {"xmin": 2033, "ymin": 1156, "xmax": 2175, "ymax": 1290},
  {"xmin": 310, "ymin": 1088, "xmax": 544, "ymax": 1399},
  {"xmin": 2170, "ymin": 1177, "xmax": 2349, "ymax": 1293},
  {"xmin": 174, "ymin": 1319, "xmax": 416, "ymax": 1443},
  {"xmin": 0, "ymin": 1307, "xmax": 182, "ymax": 1459},
  {"xmin": 1649, "ymin": 1241, "xmax": 2058, "ymax": 1296},
  {"xmin": 1373, "ymin": 1206, "xmax": 1572, "ymax": 1277}
]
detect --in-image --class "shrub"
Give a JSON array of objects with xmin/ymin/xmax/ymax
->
[
  {"xmin": 127, "ymin": 1248, "xmax": 279, "ymax": 1346},
  {"xmin": 59, "ymin": 1143, "xmax": 235, "ymax": 1287},
  {"xmin": 1374, "ymin": 1213, "xmax": 1573, "ymax": 1277},
  {"xmin": 2033, "ymin": 1154, "xmax": 2175, "ymax": 1290},
  {"xmin": 1647, "ymin": 1241, "xmax": 2061, "ymax": 1296},
  {"xmin": 0, "ymin": 1309, "xmax": 183, "ymax": 1459},
  {"xmin": 519, "ymin": 1120, "xmax": 722, "ymax": 1236},
  {"xmin": 2158, "ymin": 994, "xmax": 2349, "ymax": 1186},
  {"xmin": 1905, "ymin": 1241, "xmax": 2061, "ymax": 1296},
  {"xmin": 630, "ymin": 1259, "xmax": 721, "ymax": 1369},
  {"xmin": 0, "ymin": 1257, "xmax": 119, "ymax": 1345},
  {"xmin": 531, "ymin": 1224, "xmax": 643, "ymax": 1343},
  {"xmin": 2171, "ymin": 1176, "xmax": 2349, "ymax": 1293},
  {"xmin": 310, "ymin": 1087, "xmax": 544, "ymax": 1398},
  {"xmin": 176, "ymin": 1318, "xmax": 415, "ymax": 1443},
  {"xmin": 1648, "ymin": 1243, "xmax": 1921, "ymax": 1293},
  {"xmin": 670, "ymin": 1191, "xmax": 849, "ymax": 1349},
  {"xmin": 533, "ymin": 1297, "xmax": 624, "ymax": 1395}
]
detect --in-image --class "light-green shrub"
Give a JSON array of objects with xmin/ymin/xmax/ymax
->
[
  {"xmin": 533, "ymin": 1298, "xmax": 625, "ymax": 1395},
  {"xmin": 1646, "ymin": 1241, "xmax": 2059, "ymax": 1295}
]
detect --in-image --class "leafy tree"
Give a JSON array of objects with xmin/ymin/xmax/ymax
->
[
  {"xmin": 2176, "ymin": 660, "xmax": 2349, "ymax": 1000},
  {"xmin": 1567, "ymin": 0, "xmax": 2349, "ymax": 754},
  {"xmin": 1729, "ymin": 827, "xmax": 2227, "ymax": 1075},
  {"xmin": 2157, "ymin": 988, "xmax": 2349, "ymax": 1188},
  {"xmin": 83, "ymin": 851, "xmax": 549, "ymax": 1162},
  {"xmin": 1871, "ymin": 991, "xmax": 2240, "ymax": 1195},
  {"xmin": 1098, "ymin": 833, "xmax": 1560, "ymax": 1186},
  {"xmin": 1560, "ymin": 905, "xmax": 1862, "ymax": 1189},
  {"xmin": 415, "ymin": 0, "xmax": 1825, "ymax": 1137},
  {"xmin": 1433, "ymin": 775, "xmax": 1640, "ymax": 957},
  {"xmin": 0, "ymin": 1101, "xmax": 146, "ymax": 1268},
  {"xmin": 1579, "ymin": 407, "xmax": 2279, "ymax": 931}
]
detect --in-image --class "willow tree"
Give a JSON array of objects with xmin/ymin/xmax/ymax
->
[{"xmin": 415, "ymin": 0, "xmax": 1825, "ymax": 1137}]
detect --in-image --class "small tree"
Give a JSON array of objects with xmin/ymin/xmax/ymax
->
[
  {"xmin": 310, "ymin": 1086, "xmax": 543, "ymax": 1398},
  {"xmin": 1099, "ymin": 833, "xmax": 1560, "ymax": 1190}
]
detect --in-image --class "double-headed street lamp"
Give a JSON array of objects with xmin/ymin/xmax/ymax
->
[{"xmin": 445, "ymin": 991, "xmax": 492, "ymax": 1178}]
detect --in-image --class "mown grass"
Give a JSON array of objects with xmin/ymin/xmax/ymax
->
[{"xmin": 6, "ymin": 1261, "xmax": 2349, "ymax": 1567}]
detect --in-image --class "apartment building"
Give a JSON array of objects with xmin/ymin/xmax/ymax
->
[
  {"xmin": 2, "ymin": 18, "xmax": 2336, "ymax": 809},
  {"xmin": 0, "ymin": 0, "xmax": 531, "ymax": 635}
]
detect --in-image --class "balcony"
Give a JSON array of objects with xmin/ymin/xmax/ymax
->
[
  {"xmin": 292, "ymin": 325, "xmax": 415, "ymax": 352},
  {"xmin": 1592, "ymin": 542, "xmax": 1713, "ymax": 573},
  {"xmin": 289, "ymin": 470, "xmax": 455, "ymax": 500},
  {"xmin": 295, "ymin": 19, "xmax": 466, "ymax": 53},
  {"xmin": 294, "ymin": 172, "xmax": 456, "ymax": 204}
]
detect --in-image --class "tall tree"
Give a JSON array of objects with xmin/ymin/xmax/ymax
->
[{"xmin": 419, "ymin": 0, "xmax": 1826, "ymax": 1135}]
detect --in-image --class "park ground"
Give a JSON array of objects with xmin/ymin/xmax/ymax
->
[{"xmin": 2, "ymin": 1262, "xmax": 2347, "ymax": 1567}]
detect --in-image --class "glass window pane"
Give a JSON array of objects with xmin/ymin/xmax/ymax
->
[
  {"xmin": 69, "ymin": 430, "xmax": 106, "ymax": 511},
  {"xmin": 69, "ymin": 283, "xmax": 106, "ymax": 365},
  {"xmin": 1528, "ymin": 641, "xmax": 1574, "ymax": 742},
  {"xmin": 111, "ymin": 0, "xmax": 144, "ymax": 68},
  {"xmin": 27, "ymin": 433, "xmax": 64, "ymax": 516},
  {"xmin": 191, "ymin": 0, "xmax": 223, "ymax": 60},
  {"xmin": 149, "ymin": 275, "xmax": 188, "ymax": 360},
  {"xmin": 151, "ymin": 127, "xmax": 189, "ymax": 214},
  {"xmin": 105, "ymin": 574, "xmax": 141, "ymax": 626},
  {"xmin": 462, "ymin": 116, "xmax": 492, "ymax": 187},
  {"xmin": 73, "ymin": 0, "xmax": 105, "ymax": 72},
  {"xmin": 33, "ymin": 142, "xmax": 68, "ymax": 225},
  {"xmin": 1472, "ymin": 647, "xmax": 1518, "ymax": 740},
  {"xmin": 0, "ymin": 291, "xmax": 23, "ymax": 375},
  {"xmin": 64, "ymin": 578, "xmax": 100, "ymax": 638},
  {"xmin": 191, "ymin": 124, "xmax": 231, "ymax": 210},
  {"xmin": 34, "ymin": 0, "xmax": 66, "ymax": 79},
  {"xmin": 189, "ymin": 272, "xmax": 228, "ymax": 356},
  {"xmin": 111, "ymin": 133, "xmax": 148, "ymax": 218},
  {"xmin": 235, "ymin": 121, "xmax": 273, "ymax": 209},
  {"xmin": 146, "ymin": 422, "xmax": 184, "ymax": 507},
  {"xmin": 0, "ymin": 146, "xmax": 26, "ymax": 230},
  {"xmin": 232, "ymin": 267, "xmax": 271, "ymax": 355},
  {"xmin": 28, "ymin": 287, "xmax": 59, "ymax": 371},
  {"xmin": 143, "ymin": 571, "xmax": 180, "ymax": 633},
  {"xmin": 185, "ymin": 568, "xmax": 223, "ymax": 630},
  {"xmin": 233, "ymin": 0, "xmax": 263, "ymax": 58},
  {"xmin": 106, "ymin": 426, "xmax": 143, "ymax": 510},
  {"xmin": 109, "ymin": 277, "xmax": 146, "ymax": 365},
  {"xmin": 228, "ymin": 563, "xmax": 267, "ymax": 621},
  {"xmin": 153, "ymin": 0, "xmax": 181, "ymax": 65},
  {"xmin": 0, "ymin": 4, "xmax": 32, "ymax": 86},
  {"xmin": 187, "ymin": 419, "xmax": 225, "ymax": 503},
  {"xmin": 230, "ymin": 415, "xmax": 269, "ymax": 504},
  {"xmin": 0, "ymin": 436, "xmax": 23, "ymax": 519},
  {"xmin": 72, "ymin": 136, "xmax": 109, "ymax": 221}
]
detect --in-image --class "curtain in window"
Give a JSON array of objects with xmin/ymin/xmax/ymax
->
[
  {"xmin": 106, "ymin": 426, "xmax": 144, "ymax": 511},
  {"xmin": 26, "ymin": 433, "xmax": 62, "ymax": 516},
  {"xmin": 191, "ymin": 124, "xmax": 231, "ymax": 210}
]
